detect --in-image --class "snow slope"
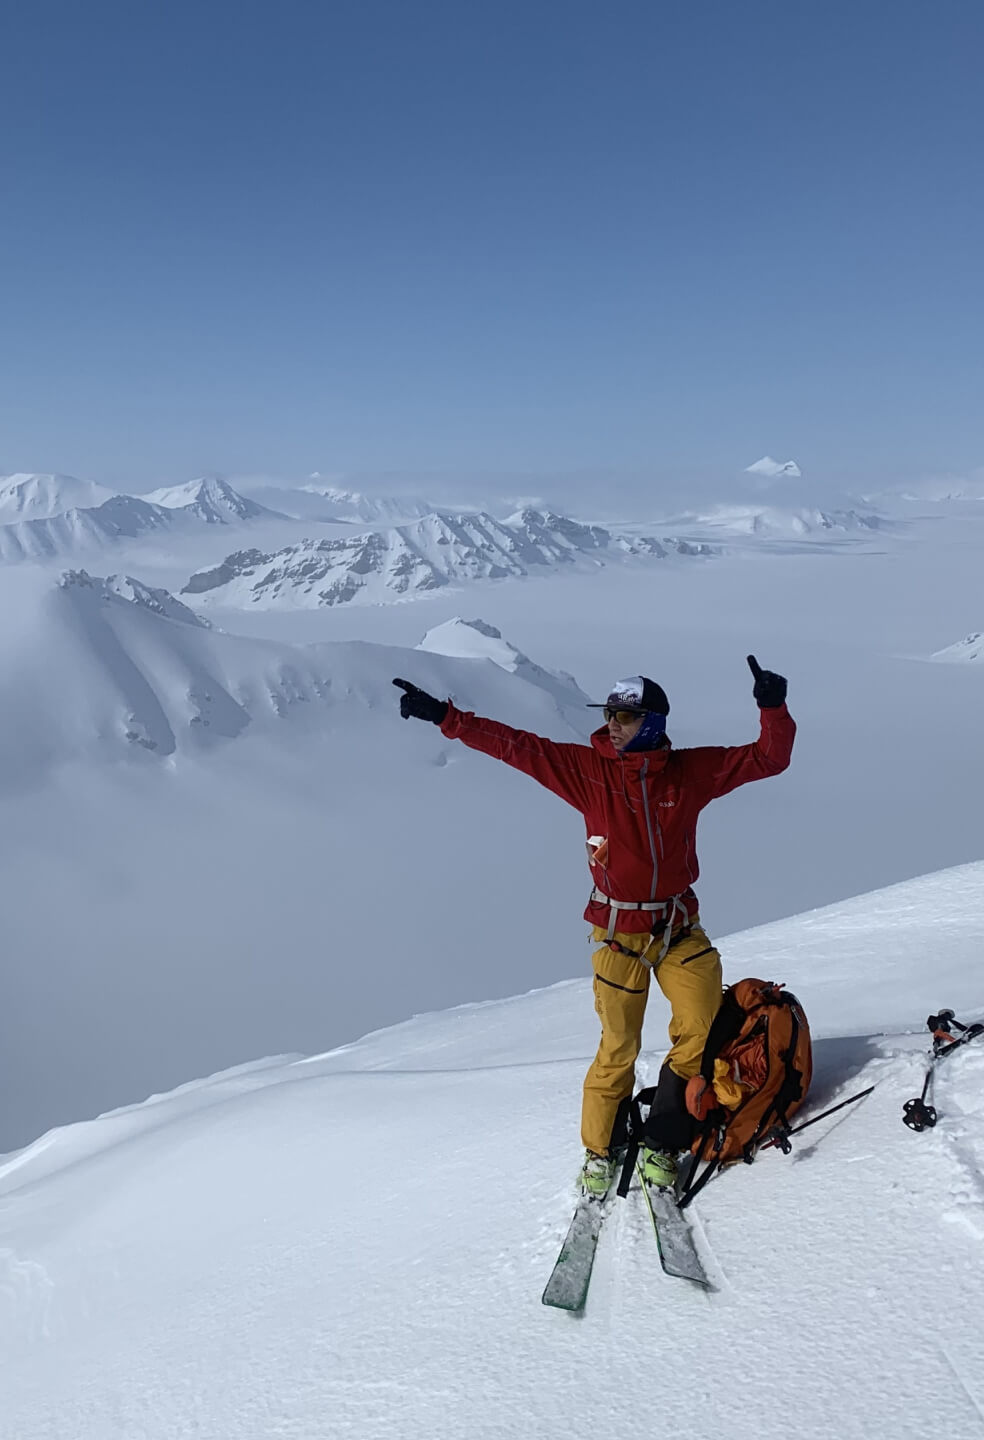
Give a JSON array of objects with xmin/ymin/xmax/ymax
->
[
  {"xmin": 933, "ymin": 632, "xmax": 984, "ymax": 663},
  {"xmin": 237, "ymin": 479, "xmax": 436, "ymax": 524},
  {"xmin": 2, "ymin": 861, "xmax": 983, "ymax": 1440},
  {"xmin": 0, "ymin": 480, "xmax": 287, "ymax": 565},
  {"xmin": 141, "ymin": 475, "xmax": 287, "ymax": 523},
  {"xmin": 417, "ymin": 616, "xmax": 590, "ymax": 708},
  {"xmin": 0, "ymin": 471, "xmax": 116, "ymax": 521},
  {"xmin": 0, "ymin": 569, "xmax": 590, "ymax": 775}
]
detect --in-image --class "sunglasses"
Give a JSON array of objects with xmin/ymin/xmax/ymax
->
[{"xmin": 603, "ymin": 707, "xmax": 645, "ymax": 724}]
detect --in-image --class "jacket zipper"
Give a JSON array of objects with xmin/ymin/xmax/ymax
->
[{"xmin": 639, "ymin": 760, "xmax": 660, "ymax": 900}]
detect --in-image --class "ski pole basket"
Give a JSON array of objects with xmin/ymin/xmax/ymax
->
[{"xmin": 902, "ymin": 1009, "xmax": 983, "ymax": 1132}]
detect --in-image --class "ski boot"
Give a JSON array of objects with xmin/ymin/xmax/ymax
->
[
  {"xmin": 640, "ymin": 1147, "xmax": 678, "ymax": 1189},
  {"xmin": 578, "ymin": 1149, "xmax": 616, "ymax": 1199}
]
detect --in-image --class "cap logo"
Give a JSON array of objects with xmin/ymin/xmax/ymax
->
[{"xmin": 609, "ymin": 677, "xmax": 645, "ymax": 708}]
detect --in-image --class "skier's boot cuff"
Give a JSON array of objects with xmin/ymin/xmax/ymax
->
[
  {"xmin": 579, "ymin": 1149, "xmax": 616, "ymax": 1198},
  {"xmin": 640, "ymin": 1147, "xmax": 678, "ymax": 1189}
]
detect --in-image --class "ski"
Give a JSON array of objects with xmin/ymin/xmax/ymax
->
[
  {"xmin": 637, "ymin": 1165, "xmax": 710, "ymax": 1287},
  {"xmin": 541, "ymin": 1195, "xmax": 609, "ymax": 1311}
]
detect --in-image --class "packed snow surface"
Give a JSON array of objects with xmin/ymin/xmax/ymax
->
[{"xmin": 2, "ymin": 862, "xmax": 983, "ymax": 1439}]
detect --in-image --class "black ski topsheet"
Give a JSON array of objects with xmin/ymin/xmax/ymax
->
[
  {"xmin": 637, "ymin": 1165, "xmax": 711, "ymax": 1287},
  {"xmin": 541, "ymin": 1196, "xmax": 607, "ymax": 1311}
]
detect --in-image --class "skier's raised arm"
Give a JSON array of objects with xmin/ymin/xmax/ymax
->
[
  {"xmin": 392, "ymin": 678, "xmax": 598, "ymax": 812},
  {"xmin": 684, "ymin": 654, "xmax": 796, "ymax": 804}
]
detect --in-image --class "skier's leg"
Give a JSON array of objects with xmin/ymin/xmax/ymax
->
[
  {"xmin": 646, "ymin": 924, "xmax": 723, "ymax": 1151},
  {"xmin": 643, "ymin": 1061, "xmax": 694, "ymax": 1152},
  {"xmin": 581, "ymin": 929, "xmax": 651, "ymax": 1156}
]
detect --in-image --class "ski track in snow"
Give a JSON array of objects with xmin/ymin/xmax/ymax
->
[{"xmin": 1, "ymin": 992, "xmax": 983, "ymax": 1438}]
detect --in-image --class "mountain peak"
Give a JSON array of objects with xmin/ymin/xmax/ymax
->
[
  {"xmin": 745, "ymin": 456, "xmax": 802, "ymax": 479},
  {"xmin": 0, "ymin": 471, "xmax": 117, "ymax": 521},
  {"xmin": 141, "ymin": 477, "xmax": 282, "ymax": 523}
]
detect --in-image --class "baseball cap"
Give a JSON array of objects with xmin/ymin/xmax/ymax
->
[{"xmin": 586, "ymin": 675, "xmax": 670, "ymax": 715}]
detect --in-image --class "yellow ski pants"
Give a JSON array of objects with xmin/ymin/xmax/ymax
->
[{"xmin": 582, "ymin": 922, "xmax": 724, "ymax": 1157}]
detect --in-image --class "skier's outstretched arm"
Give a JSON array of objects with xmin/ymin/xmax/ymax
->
[
  {"xmin": 392, "ymin": 678, "xmax": 596, "ymax": 811},
  {"xmin": 686, "ymin": 655, "xmax": 796, "ymax": 803}
]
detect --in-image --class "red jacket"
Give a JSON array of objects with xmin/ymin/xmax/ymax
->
[{"xmin": 440, "ymin": 702, "xmax": 796, "ymax": 933}]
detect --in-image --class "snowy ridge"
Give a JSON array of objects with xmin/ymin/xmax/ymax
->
[
  {"xmin": 140, "ymin": 475, "xmax": 286, "ymax": 523},
  {"xmin": 932, "ymin": 631, "xmax": 984, "ymax": 663},
  {"xmin": 298, "ymin": 480, "xmax": 435, "ymax": 523},
  {"xmin": 59, "ymin": 568, "xmax": 211, "ymax": 628},
  {"xmin": 2, "ymin": 861, "xmax": 983, "ymax": 1439},
  {"xmin": 0, "ymin": 471, "xmax": 116, "ymax": 521},
  {"xmin": 0, "ymin": 571, "xmax": 591, "ymax": 775},
  {"xmin": 417, "ymin": 616, "xmax": 590, "ymax": 708},
  {"xmin": 0, "ymin": 481, "xmax": 286, "ymax": 565},
  {"xmin": 0, "ymin": 494, "xmax": 171, "ymax": 562},
  {"xmin": 180, "ymin": 507, "xmax": 714, "ymax": 609},
  {"xmin": 657, "ymin": 502, "xmax": 885, "ymax": 540},
  {"xmin": 237, "ymin": 478, "xmax": 435, "ymax": 524},
  {"xmin": 745, "ymin": 454, "xmax": 802, "ymax": 478}
]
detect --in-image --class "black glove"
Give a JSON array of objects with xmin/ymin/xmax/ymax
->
[
  {"xmin": 747, "ymin": 655, "xmax": 787, "ymax": 709},
  {"xmin": 392, "ymin": 678, "xmax": 448, "ymax": 726}
]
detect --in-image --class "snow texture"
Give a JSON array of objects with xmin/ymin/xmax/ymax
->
[{"xmin": 1, "ymin": 863, "xmax": 983, "ymax": 1439}]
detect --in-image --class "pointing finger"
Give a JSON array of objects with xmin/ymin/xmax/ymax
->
[
  {"xmin": 392, "ymin": 678, "xmax": 413, "ymax": 693},
  {"xmin": 747, "ymin": 655, "xmax": 764, "ymax": 680}
]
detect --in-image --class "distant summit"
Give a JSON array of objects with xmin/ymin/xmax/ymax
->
[
  {"xmin": 417, "ymin": 617, "xmax": 589, "ymax": 708},
  {"xmin": 745, "ymin": 456, "xmax": 802, "ymax": 479},
  {"xmin": 0, "ymin": 479, "xmax": 284, "ymax": 565},
  {"xmin": 0, "ymin": 472, "xmax": 116, "ymax": 522},
  {"xmin": 931, "ymin": 631, "xmax": 984, "ymax": 664},
  {"xmin": 60, "ymin": 568, "xmax": 211, "ymax": 628},
  {"xmin": 181, "ymin": 509, "xmax": 713, "ymax": 610},
  {"xmin": 141, "ymin": 476, "xmax": 285, "ymax": 523}
]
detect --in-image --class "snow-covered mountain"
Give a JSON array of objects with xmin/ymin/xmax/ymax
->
[
  {"xmin": 0, "ymin": 493, "xmax": 178, "ymax": 562},
  {"xmin": 237, "ymin": 479, "xmax": 435, "ymax": 525},
  {"xmin": 2, "ymin": 860, "xmax": 982, "ymax": 1440},
  {"xmin": 654, "ymin": 502, "xmax": 885, "ymax": 541},
  {"xmin": 141, "ymin": 475, "xmax": 286, "ymax": 523},
  {"xmin": 299, "ymin": 481, "xmax": 435, "ymax": 524},
  {"xmin": 62, "ymin": 568, "xmax": 212, "ymax": 628},
  {"xmin": 932, "ymin": 631, "xmax": 984, "ymax": 663},
  {"xmin": 180, "ymin": 508, "xmax": 714, "ymax": 610},
  {"xmin": 417, "ymin": 616, "xmax": 591, "ymax": 708},
  {"xmin": 0, "ymin": 471, "xmax": 116, "ymax": 521},
  {"xmin": 0, "ymin": 569, "xmax": 590, "ymax": 773},
  {"xmin": 744, "ymin": 455, "xmax": 802, "ymax": 478},
  {"xmin": 0, "ymin": 481, "xmax": 286, "ymax": 565}
]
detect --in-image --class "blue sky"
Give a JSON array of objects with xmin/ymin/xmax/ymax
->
[{"xmin": 1, "ymin": 0, "xmax": 981, "ymax": 489}]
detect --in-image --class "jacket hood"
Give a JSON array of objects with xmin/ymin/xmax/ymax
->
[{"xmin": 590, "ymin": 725, "xmax": 673, "ymax": 768}]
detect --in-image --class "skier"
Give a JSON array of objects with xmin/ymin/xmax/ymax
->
[{"xmin": 393, "ymin": 657, "xmax": 795, "ymax": 1198}]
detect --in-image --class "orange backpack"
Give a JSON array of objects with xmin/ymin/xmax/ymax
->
[{"xmin": 679, "ymin": 979, "xmax": 813, "ymax": 1208}]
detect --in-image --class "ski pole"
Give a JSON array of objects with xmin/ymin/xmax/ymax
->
[
  {"xmin": 760, "ymin": 1084, "xmax": 874, "ymax": 1149},
  {"xmin": 903, "ymin": 1009, "xmax": 984, "ymax": 1131}
]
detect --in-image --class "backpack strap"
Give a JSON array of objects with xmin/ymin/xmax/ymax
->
[
  {"xmin": 615, "ymin": 1086, "xmax": 656, "ymax": 1198},
  {"xmin": 697, "ymin": 986, "xmax": 747, "ymax": 1081}
]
